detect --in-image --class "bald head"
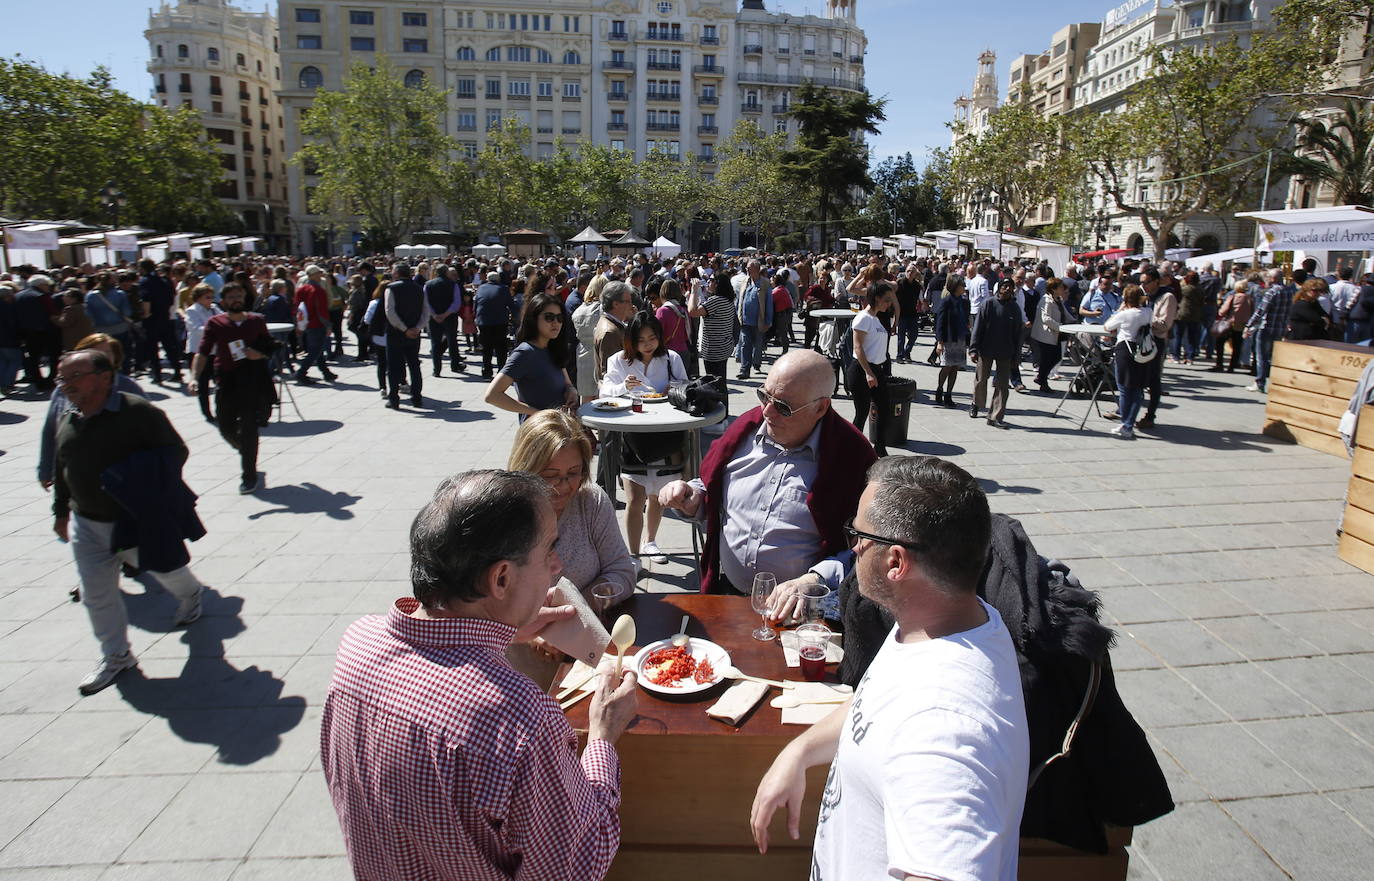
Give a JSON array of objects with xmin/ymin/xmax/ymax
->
[
  {"xmin": 758, "ymin": 350, "xmax": 834, "ymax": 447},
  {"xmin": 771, "ymin": 350, "xmax": 834, "ymax": 402}
]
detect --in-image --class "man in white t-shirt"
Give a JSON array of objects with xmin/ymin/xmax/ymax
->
[{"xmin": 750, "ymin": 456, "xmax": 1029, "ymax": 881}]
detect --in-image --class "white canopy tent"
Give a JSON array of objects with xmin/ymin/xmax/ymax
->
[
  {"xmin": 1184, "ymin": 247, "xmax": 1269, "ymax": 270},
  {"xmin": 471, "ymin": 243, "xmax": 507, "ymax": 258},
  {"xmin": 649, "ymin": 235, "xmax": 681, "ymax": 259}
]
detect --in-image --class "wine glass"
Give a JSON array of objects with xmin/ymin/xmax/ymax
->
[{"xmin": 751, "ymin": 572, "xmax": 777, "ymax": 641}]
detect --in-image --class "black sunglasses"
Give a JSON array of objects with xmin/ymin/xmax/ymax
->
[
  {"xmin": 755, "ymin": 387, "xmax": 823, "ymax": 418},
  {"xmin": 844, "ymin": 517, "xmax": 924, "ymax": 551}
]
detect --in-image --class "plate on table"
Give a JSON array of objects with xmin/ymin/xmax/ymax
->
[
  {"xmin": 632, "ymin": 637, "xmax": 731, "ymax": 695},
  {"xmin": 639, "ymin": 392, "xmax": 670, "ymax": 404},
  {"xmin": 592, "ymin": 399, "xmax": 630, "ymax": 411}
]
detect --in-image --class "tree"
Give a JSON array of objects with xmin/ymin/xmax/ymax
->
[
  {"xmin": 634, "ymin": 147, "xmax": 710, "ymax": 240},
  {"xmin": 709, "ymin": 119, "xmax": 811, "ymax": 249},
  {"xmin": 864, "ymin": 151, "xmax": 960, "ymax": 234},
  {"xmin": 0, "ymin": 57, "xmax": 236, "ymax": 232},
  {"xmin": 1283, "ymin": 99, "xmax": 1374, "ymax": 206},
  {"xmin": 469, "ymin": 117, "xmax": 538, "ymax": 235},
  {"xmin": 780, "ymin": 82, "xmax": 886, "ymax": 250},
  {"xmin": 1068, "ymin": 35, "xmax": 1321, "ymax": 259},
  {"xmin": 570, "ymin": 144, "xmax": 635, "ymax": 233},
  {"xmin": 293, "ymin": 56, "xmax": 454, "ymax": 251},
  {"xmin": 946, "ymin": 100, "xmax": 1079, "ymax": 233}
]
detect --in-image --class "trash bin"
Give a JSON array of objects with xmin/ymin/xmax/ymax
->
[{"xmin": 878, "ymin": 376, "xmax": 918, "ymax": 448}]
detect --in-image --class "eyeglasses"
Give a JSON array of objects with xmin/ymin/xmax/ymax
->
[
  {"xmin": 539, "ymin": 470, "xmax": 584, "ymax": 486},
  {"xmin": 844, "ymin": 517, "xmax": 925, "ymax": 552},
  {"xmin": 755, "ymin": 387, "xmax": 824, "ymax": 418},
  {"xmin": 540, "ymin": 312, "xmax": 565, "ymax": 324},
  {"xmin": 55, "ymin": 371, "xmax": 97, "ymax": 386}
]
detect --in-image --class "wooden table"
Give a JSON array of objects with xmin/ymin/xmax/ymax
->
[
  {"xmin": 558, "ymin": 593, "xmax": 1133, "ymax": 881},
  {"xmin": 558, "ymin": 593, "xmax": 828, "ymax": 881}
]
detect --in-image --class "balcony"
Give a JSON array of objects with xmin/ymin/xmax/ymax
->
[
  {"xmin": 743, "ymin": 44, "xmax": 763, "ymax": 55},
  {"xmin": 697, "ymin": 153, "xmax": 716, "ymax": 163},
  {"xmin": 697, "ymin": 94, "xmax": 718, "ymax": 105},
  {"xmin": 693, "ymin": 64, "xmax": 724, "ymax": 76},
  {"xmin": 849, "ymin": 55, "xmax": 863, "ymax": 64},
  {"xmin": 264, "ymin": 171, "xmax": 274, "ymax": 180},
  {"xmin": 242, "ymin": 141, "xmax": 253, "ymax": 151},
  {"xmin": 771, "ymin": 103, "xmax": 790, "ymax": 113},
  {"xmin": 562, "ymin": 127, "xmax": 581, "ymax": 135},
  {"xmin": 209, "ymin": 86, "xmax": 223, "ymax": 95},
  {"xmin": 456, "ymin": 123, "xmax": 477, "ymax": 131},
  {"xmin": 608, "ymin": 31, "xmax": 628, "ymax": 41},
  {"xmin": 263, "ymin": 146, "xmax": 272, "ymax": 155},
  {"xmin": 485, "ymin": 91, "xmax": 501, "ymax": 100},
  {"xmin": 238, "ymin": 92, "xmax": 250, "ymax": 100},
  {"xmin": 646, "ymin": 121, "xmax": 680, "ymax": 131},
  {"xmin": 607, "ymin": 121, "xmax": 628, "ymax": 130},
  {"xmin": 735, "ymin": 71, "xmax": 865, "ymax": 91},
  {"xmin": 508, "ymin": 93, "xmax": 530, "ymax": 101},
  {"xmin": 244, "ymin": 168, "xmax": 256, "ymax": 178},
  {"xmin": 260, "ymin": 120, "xmax": 271, "ymax": 130},
  {"xmin": 741, "ymin": 102, "xmax": 762, "ymax": 113},
  {"xmin": 607, "ymin": 91, "xmax": 628, "ymax": 102},
  {"xmin": 602, "ymin": 60, "xmax": 635, "ymax": 71},
  {"xmin": 777, "ymin": 47, "xmax": 790, "ymax": 55},
  {"xmin": 537, "ymin": 126, "xmax": 553, "ymax": 134},
  {"xmin": 240, "ymin": 117, "xmax": 253, "ymax": 126},
  {"xmin": 832, "ymin": 51, "xmax": 842, "ymax": 58},
  {"xmin": 697, "ymin": 125, "xmax": 718, "ymax": 135},
  {"xmin": 646, "ymin": 60, "xmax": 681, "ymax": 71},
  {"xmin": 803, "ymin": 48, "xmax": 816, "ymax": 55},
  {"xmin": 563, "ymin": 94, "xmax": 581, "ymax": 102},
  {"xmin": 644, "ymin": 30, "xmax": 683, "ymax": 42},
  {"xmin": 700, "ymin": 35, "xmax": 719, "ymax": 45},
  {"xmin": 155, "ymin": 83, "xmax": 166, "ymax": 93},
  {"xmin": 259, "ymin": 96, "xmax": 269, "ymax": 105},
  {"xmin": 456, "ymin": 89, "xmax": 476, "ymax": 99},
  {"xmin": 535, "ymin": 93, "xmax": 553, "ymax": 101},
  {"xmin": 645, "ymin": 90, "xmax": 680, "ymax": 102}
]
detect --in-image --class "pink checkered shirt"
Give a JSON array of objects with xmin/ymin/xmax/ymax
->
[{"xmin": 321, "ymin": 598, "xmax": 622, "ymax": 880}]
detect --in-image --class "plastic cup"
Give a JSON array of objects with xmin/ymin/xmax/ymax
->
[
  {"xmin": 797, "ymin": 582, "xmax": 831, "ymax": 624},
  {"xmin": 590, "ymin": 582, "xmax": 619, "ymax": 627},
  {"xmin": 796, "ymin": 623, "xmax": 832, "ymax": 682}
]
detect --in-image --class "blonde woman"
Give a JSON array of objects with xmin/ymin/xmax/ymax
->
[{"xmin": 508, "ymin": 410, "xmax": 636, "ymax": 604}]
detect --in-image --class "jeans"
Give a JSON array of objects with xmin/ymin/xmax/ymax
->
[
  {"xmin": 297, "ymin": 326, "xmax": 329, "ymax": 376},
  {"xmin": 1171, "ymin": 322, "xmax": 1203, "ymax": 360},
  {"xmin": 737, "ymin": 326, "xmax": 765, "ymax": 375},
  {"xmin": 329, "ymin": 308, "xmax": 345, "ymax": 356},
  {"xmin": 429, "ymin": 315, "xmax": 464, "ymax": 373},
  {"xmin": 373, "ymin": 344, "xmax": 388, "ymax": 390},
  {"xmin": 772, "ymin": 309, "xmax": 792, "ymax": 354},
  {"xmin": 1255, "ymin": 335, "xmax": 1277, "ymax": 389},
  {"xmin": 1144, "ymin": 337, "xmax": 1165, "ymax": 419},
  {"xmin": 896, "ymin": 314, "xmax": 920, "ymax": 359},
  {"xmin": 1347, "ymin": 320, "xmax": 1372, "ymax": 345},
  {"xmin": 0, "ymin": 346, "xmax": 21, "ymax": 389},
  {"xmin": 973, "ymin": 354, "xmax": 1013, "ymax": 422},
  {"xmin": 478, "ymin": 324, "xmax": 508, "ymax": 377},
  {"xmin": 386, "ymin": 329, "xmax": 422, "ymax": 401},
  {"xmin": 71, "ymin": 513, "xmax": 202, "ymax": 660},
  {"xmin": 847, "ymin": 360, "xmax": 891, "ymax": 453}
]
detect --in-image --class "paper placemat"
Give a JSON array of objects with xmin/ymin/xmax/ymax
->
[
  {"xmin": 780, "ymin": 682, "xmax": 852, "ymax": 726},
  {"xmin": 706, "ymin": 680, "xmax": 769, "ymax": 726},
  {"xmin": 779, "ymin": 629, "xmax": 844, "ymax": 667}
]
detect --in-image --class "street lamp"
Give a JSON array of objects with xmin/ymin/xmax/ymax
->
[{"xmin": 100, "ymin": 180, "xmax": 127, "ymax": 227}]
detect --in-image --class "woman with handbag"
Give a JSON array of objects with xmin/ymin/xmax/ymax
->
[
  {"xmin": 600, "ymin": 312, "xmax": 688, "ymax": 566},
  {"xmin": 1104, "ymin": 285, "xmax": 1154, "ymax": 439},
  {"xmin": 1210, "ymin": 281, "xmax": 1253, "ymax": 373},
  {"xmin": 847, "ymin": 281, "xmax": 896, "ymax": 456},
  {"xmin": 655, "ymin": 278, "xmax": 696, "ymax": 378},
  {"xmin": 692, "ymin": 271, "xmax": 737, "ymax": 418}
]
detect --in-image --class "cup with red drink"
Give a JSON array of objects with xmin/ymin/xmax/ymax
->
[{"xmin": 796, "ymin": 622, "xmax": 832, "ymax": 682}]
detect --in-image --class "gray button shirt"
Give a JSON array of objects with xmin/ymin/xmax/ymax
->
[{"xmin": 691, "ymin": 420, "xmax": 823, "ymax": 592}]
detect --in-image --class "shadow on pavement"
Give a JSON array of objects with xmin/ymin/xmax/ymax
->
[
  {"xmin": 902, "ymin": 440, "xmax": 966, "ymax": 457},
  {"xmin": 117, "ymin": 587, "xmax": 306, "ymax": 766},
  {"xmin": 260, "ymin": 418, "xmax": 344, "ymax": 437},
  {"xmin": 977, "ymin": 478, "xmax": 1044, "ymax": 495},
  {"xmin": 0, "ymin": 410, "xmax": 29, "ymax": 425},
  {"xmin": 417, "ymin": 402, "xmax": 496, "ymax": 423},
  {"xmin": 248, "ymin": 481, "xmax": 360, "ymax": 519}
]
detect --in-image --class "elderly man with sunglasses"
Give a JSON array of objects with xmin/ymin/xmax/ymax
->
[{"xmin": 658, "ymin": 349, "xmax": 875, "ymax": 595}]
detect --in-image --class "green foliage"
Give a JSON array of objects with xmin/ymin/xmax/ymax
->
[
  {"xmin": 780, "ymin": 82, "xmax": 886, "ymax": 249},
  {"xmin": 708, "ymin": 119, "xmax": 812, "ymax": 249},
  {"xmin": 1283, "ymin": 99, "xmax": 1374, "ymax": 206},
  {"xmin": 0, "ymin": 56, "xmax": 237, "ymax": 232},
  {"xmin": 566, "ymin": 143, "xmax": 635, "ymax": 233},
  {"xmin": 634, "ymin": 146, "xmax": 710, "ymax": 240},
  {"xmin": 947, "ymin": 100, "xmax": 1080, "ymax": 233},
  {"xmin": 855, "ymin": 151, "xmax": 960, "ymax": 236},
  {"xmin": 1273, "ymin": 0, "xmax": 1374, "ymax": 62},
  {"xmin": 294, "ymin": 56, "xmax": 454, "ymax": 251}
]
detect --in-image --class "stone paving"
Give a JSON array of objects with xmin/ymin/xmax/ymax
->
[{"xmin": 1, "ymin": 341, "xmax": 1373, "ymax": 880}]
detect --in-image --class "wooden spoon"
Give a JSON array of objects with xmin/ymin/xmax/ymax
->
[
  {"xmin": 610, "ymin": 614, "xmax": 636, "ymax": 677},
  {"xmin": 770, "ymin": 693, "xmax": 851, "ymax": 709}
]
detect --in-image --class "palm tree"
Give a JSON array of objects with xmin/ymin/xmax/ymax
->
[{"xmin": 1286, "ymin": 99, "xmax": 1374, "ymax": 207}]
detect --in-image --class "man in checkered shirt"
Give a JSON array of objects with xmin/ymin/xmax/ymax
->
[{"xmin": 322, "ymin": 470, "xmax": 639, "ymax": 880}]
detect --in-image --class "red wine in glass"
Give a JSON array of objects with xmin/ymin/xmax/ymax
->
[{"xmin": 799, "ymin": 646, "xmax": 827, "ymax": 681}]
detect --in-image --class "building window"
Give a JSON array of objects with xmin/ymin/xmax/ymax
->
[
  {"xmin": 486, "ymin": 47, "xmax": 500, "ymax": 61},
  {"xmin": 456, "ymin": 77, "xmax": 475, "ymax": 96},
  {"xmin": 457, "ymin": 111, "xmax": 476, "ymax": 129},
  {"xmin": 563, "ymin": 82, "xmax": 581, "ymax": 98},
  {"xmin": 457, "ymin": 46, "xmax": 475, "ymax": 60},
  {"xmin": 611, "ymin": 20, "xmax": 626, "ymax": 37},
  {"xmin": 236, "ymin": 52, "xmax": 246, "ymax": 67},
  {"xmin": 564, "ymin": 16, "xmax": 580, "ymax": 32},
  {"xmin": 207, "ymin": 47, "xmax": 220, "ymax": 62},
  {"xmin": 611, "ymin": 110, "xmax": 625, "ymax": 125},
  {"xmin": 351, "ymin": 37, "xmax": 375, "ymax": 51},
  {"xmin": 405, "ymin": 69, "xmax": 426, "ymax": 88},
  {"xmin": 538, "ymin": 81, "xmax": 554, "ymax": 97},
  {"xmin": 403, "ymin": 39, "xmax": 428, "ymax": 53},
  {"xmin": 177, "ymin": 43, "xmax": 189, "ymax": 58},
  {"xmin": 156, "ymin": 44, "xmax": 163, "ymax": 58},
  {"xmin": 295, "ymin": 8, "xmax": 320, "ymax": 23},
  {"xmin": 563, "ymin": 50, "xmax": 581, "ymax": 65},
  {"xmin": 402, "ymin": 12, "xmax": 427, "ymax": 27},
  {"xmin": 487, "ymin": 109, "xmax": 502, "ymax": 129},
  {"xmin": 299, "ymin": 66, "xmax": 323, "ymax": 89},
  {"xmin": 350, "ymin": 10, "xmax": 374, "ymax": 25},
  {"xmin": 509, "ymin": 80, "xmax": 530, "ymax": 96},
  {"xmin": 1053, "ymin": 41, "xmax": 1066, "ymax": 58},
  {"xmin": 611, "ymin": 139, "xmax": 626, "ymax": 152},
  {"xmin": 774, "ymin": 119, "xmax": 785, "ymax": 133},
  {"xmin": 486, "ymin": 78, "xmax": 500, "ymax": 98},
  {"xmin": 297, "ymin": 35, "xmax": 322, "ymax": 50},
  {"xmin": 1187, "ymin": 8, "xmax": 1204, "ymax": 27},
  {"xmin": 461, "ymin": 141, "xmax": 478, "ymax": 159},
  {"xmin": 209, "ymin": 75, "xmax": 222, "ymax": 94},
  {"xmin": 507, "ymin": 46, "xmax": 531, "ymax": 62},
  {"xmin": 704, "ymin": 25, "xmax": 717, "ymax": 40},
  {"xmin": 537, "ymin": 49, "xmax": 553, "ymax": 63},
  {"xmin": 178, "ymin": 73, "xmax": 192, "ymax": 92}
]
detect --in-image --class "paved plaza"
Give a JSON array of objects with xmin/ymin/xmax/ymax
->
[{"xmin": 1, "ymin": 347, "xmax": 1372, "ymax": 880}]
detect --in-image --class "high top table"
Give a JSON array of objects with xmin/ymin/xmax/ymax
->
[
  {"xmin": 1051, "ymin": 323, "xmax": 1113, "ymax": 430},
  {"xmin": 578, "ymin": 398, "xmax": 725, "ymax": 508}
]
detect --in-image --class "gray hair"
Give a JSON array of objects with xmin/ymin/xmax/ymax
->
[
  {"xmin": 28, "ymin": 274, "xmax": 53, "ymax": 289},
  {"xmin": 303, "ymin": 263, "xmax": 324, "ymax": 277},
  {"xmin": 1266, "ymin": 268, "xmax": 1285, "ymax": 284},
  {"xmin": 600, "ymin": 280, "xmax": 634, "ymax": 311},
  {"xmin": 865, "ymin": 456, "xmax": 990, "ymax": 595},
  {"xmin": 409, "ymin": 470, "xmax": 551, "ymax": 609}
]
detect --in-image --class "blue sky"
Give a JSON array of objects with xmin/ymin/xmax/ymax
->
[{"xmin": 1, "ymin": 0, "xmax": 1117, "ymax": 169}]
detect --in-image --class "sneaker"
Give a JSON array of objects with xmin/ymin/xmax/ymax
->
[
  {"xmin": 78, "ymin": 652, "xmax": 138, "ymax": 695},
  {"xmin": 1245, "ymin": 383, "xmax": 1262, "ymax": 391},
  {"xmin": 173, "ymin": 588, "xmax": 203, "ymax": 627},
  {"xmin": 642, "ymin": 541, "xmax": 669, "ymax": 564},
  {"xmin": 238, "ymin": 474, "xmax": 260, "ymax": 494}
]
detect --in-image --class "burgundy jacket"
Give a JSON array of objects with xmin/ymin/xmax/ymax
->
[{"xmin": 697, "ymin": 406, "xmax": 876, "ymax": 593}]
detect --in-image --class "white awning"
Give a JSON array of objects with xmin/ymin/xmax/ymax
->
[{"xmin": 1184, "ymin": 247, "xmax": 1269, "ymax": 269}]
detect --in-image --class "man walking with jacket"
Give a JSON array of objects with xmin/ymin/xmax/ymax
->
[
  {"xmin": 384, "ymin": 263, "xmax": 431, "ymax": 409},
  {"xmin": 970, "ymin": 279, "xmax": 1024, "ymax": 428}
]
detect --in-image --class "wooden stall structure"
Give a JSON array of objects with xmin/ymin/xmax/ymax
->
[
  {"xmin": 1262, "ymin": 340, "xmax": 1372, "ymax": 457},
  {"xmin": 560, "ymin": 594, "xmax": 1132, "ymax": 881},
  {"xmin": 1340, "ymin": 405, "xmax": 1374, "ymax": 574}
]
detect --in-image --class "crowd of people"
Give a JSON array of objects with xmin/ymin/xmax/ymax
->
[{"xmin": 24, "ymin": 239, "xmax": 1344, "ymax": 879}]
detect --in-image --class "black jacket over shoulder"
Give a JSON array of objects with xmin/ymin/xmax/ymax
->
[
  {"xmin": 101, "ymin": 446, "xmax": 206, "ymax": 573},
  {"xmin": 838, "ymin": 513, "xmax": 1174, "ymax": 853}
]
